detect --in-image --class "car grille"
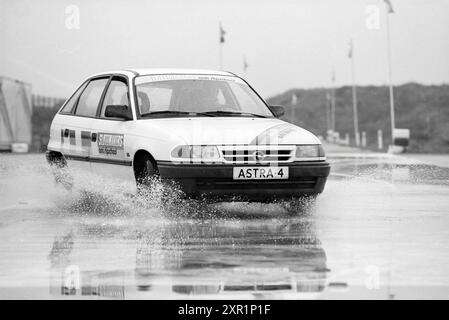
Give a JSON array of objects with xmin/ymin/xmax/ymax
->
[{"xmin": 219, "ymin": 145, "xmax": 295, "ymax": 164}]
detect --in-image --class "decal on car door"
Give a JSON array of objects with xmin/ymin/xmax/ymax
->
[{"xmin": 97, "ymin": 133, "xmax": 124, "ymax": 156}]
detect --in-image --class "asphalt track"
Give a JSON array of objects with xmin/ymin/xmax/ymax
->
[{"xmin": 0, "ymin": 144, "xmax": 448, "ymax": 299}]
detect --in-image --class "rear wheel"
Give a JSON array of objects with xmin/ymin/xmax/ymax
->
[{"xmin": 46, "ymin": 151, "xmax": 73, "ymax": 190}]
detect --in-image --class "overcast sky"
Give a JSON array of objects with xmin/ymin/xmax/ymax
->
[{"xmin": 1, "ymin": 0, "xmax": 448, "ymax": 98}]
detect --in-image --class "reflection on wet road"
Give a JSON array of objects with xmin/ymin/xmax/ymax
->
[
  {"xmin": 46, "ymin": 218, "xmax": 326, "ymax": 299},
  {"xmin": 0, "ymin": 149, "xmax": 448, "ymax": 299}
]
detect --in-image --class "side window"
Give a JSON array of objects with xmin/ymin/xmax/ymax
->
[
  {"xmin": 100, "ymin": 78, "xmax": 130, "ymax": 118},
  {"xmin": 60, "ymin": 81, "xmax": 88, "ymax": 114},
  {"xmin": 74, "ymin": 78, "xmax": 108, "ymax": 117}
]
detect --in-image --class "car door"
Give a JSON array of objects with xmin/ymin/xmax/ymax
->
[
  {"xmin": 89, "ymin": 75, "xmax": 135, "ymax": 182},
  {"xmin": 61, "ymin": 77, "xmax": 109, "ymax": 171}
]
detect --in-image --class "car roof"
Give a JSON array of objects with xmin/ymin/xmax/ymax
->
[{"xmin": 89, "ymin": 68, "xmax": 236, "ymax": 78}]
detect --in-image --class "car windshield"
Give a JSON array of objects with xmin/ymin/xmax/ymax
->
[{"xmin": 134, "ymin": 74, "xmax": 273, "ymax": 118}]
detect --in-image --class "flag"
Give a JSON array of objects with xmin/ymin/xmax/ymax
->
[
  {"xmin": 219, "ymin": 22, "xmax": 226, "ymax": 44},
  {"xmin": 384, "ymin": 0, "xmax": 394, "ymax": 13},
  {"xmin": 243, "ymin": 55, "xmax": 248, "ymax": 72},
  {"xmin": 348, "ymin": 40, "xmax": 353, "ymax": 59}
]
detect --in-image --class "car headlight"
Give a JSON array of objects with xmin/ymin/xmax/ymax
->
[
  {"xmin": 171, "ymin": 145, "xmax": 221, "ymax": 162},
  {"xmin": 295, "ymin": 145, "xmax": 325, "ymax": 158}
]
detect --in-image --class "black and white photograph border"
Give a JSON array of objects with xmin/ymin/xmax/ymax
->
[{"xmin": 0, "ymin": 0, "xmax": 449, "ymax": 303}]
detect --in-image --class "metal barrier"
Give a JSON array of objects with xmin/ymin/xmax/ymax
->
[{"xmin": 0, "ymin": 76, "xmax": 32, "ymax": 152}]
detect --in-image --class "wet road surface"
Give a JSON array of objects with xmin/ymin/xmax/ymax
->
[{"xmin": 0, "ymin": 145, "xmax": 448, "ymax": 299}]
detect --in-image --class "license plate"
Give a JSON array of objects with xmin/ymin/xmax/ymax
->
[{"xmin": 233, "ymin": 167, "xmax": 289, "ymax": 180}]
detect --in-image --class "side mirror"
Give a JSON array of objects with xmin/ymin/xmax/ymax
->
[
  {"xmin": 269, "ymin": 105, "xmax": 285, "ymax": 118},
  {"xmin": 104, "ymin": 105, "xmax": 132, "ymax": 120}
]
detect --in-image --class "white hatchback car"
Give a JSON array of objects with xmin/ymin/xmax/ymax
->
[{"xmin": 46, "ymin": 69, "xmax": 330, "ymax": 202}]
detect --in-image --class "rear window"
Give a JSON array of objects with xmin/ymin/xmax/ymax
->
[
  {"xmin": 74, "ymin": 78, "xmax": 108, "ymax": 117},
  {"xmin": 60, "ymin": 81, "xmax": 88, "ymax": 114}
]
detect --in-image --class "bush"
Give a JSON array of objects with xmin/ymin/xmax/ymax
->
[{"xmin": 267, "ymin": 83, "xmax": 449, "ymax": 153}]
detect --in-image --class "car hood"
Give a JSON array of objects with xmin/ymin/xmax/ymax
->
[{"xmin": 136, "ymin": 117, "xmax": 321, "ymax": 145}]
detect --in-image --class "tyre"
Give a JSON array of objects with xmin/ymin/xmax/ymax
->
[
  {"xmin": 47, "ymin": 152, "xmax": 73, "ymax": 190},
  {"xmin": 134, "ymin": 154, "xmax": 159, "ymax": 193}
]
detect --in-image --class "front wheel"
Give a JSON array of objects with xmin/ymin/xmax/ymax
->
[
  {"xmin": 134, "ymin": 154, "xmax": 159, "ymax": 195},
  {"xmin": 134, "ymin": 155, "xmax": 186, "ymax": 210}
]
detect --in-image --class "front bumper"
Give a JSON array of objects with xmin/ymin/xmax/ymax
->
[{"xmin": 157, "ymin": 161, "xmax": 330, "ymax": 201}]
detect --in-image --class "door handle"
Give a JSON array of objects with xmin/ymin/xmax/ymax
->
[{"xmin": 91, "ymin": 132, "xmax": 97, "ymax": 142}]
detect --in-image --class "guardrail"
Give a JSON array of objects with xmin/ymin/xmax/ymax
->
[{"xmin": 326, "ymin": 129, "xmax": 410, "ymax": 154}]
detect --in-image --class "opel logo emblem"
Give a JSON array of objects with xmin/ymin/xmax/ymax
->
[{"xmin": 253, "ymin": 151, "xmax": 265, "ymax": 161}]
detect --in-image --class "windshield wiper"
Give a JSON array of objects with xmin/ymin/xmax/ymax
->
[
  {"xmin": 140, "ymin": 110, "xmax": 267, "ymax": 118},
  {"xmin": 201, "ymin": 111, "xmax": 268, "ymax": 118},
  {"xmin": 140, "ymin": 110, "xmax": 215, "ymax": 117}
]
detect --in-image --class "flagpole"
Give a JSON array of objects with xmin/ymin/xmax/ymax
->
[
  {"xmin": 219, "ymin": 43, "xmax": 223, "ymax": 69},
  {"xmin": 219, "ymin": 21, "xmax": 225, "ymax": 70},
  {"xmin": 350, "ymin": 39, "xmax": 360, "ymax": 146},
  {"xmin": 243, "ymin": 55, "xmax": 248, "ymax": 78},
  {"xmin": 331, "ymin": 68, "xmax": 336, "ymax": 131},
  {"xmin": 326, "ymin": 92, "xmax": 331, "ymax": 134},
  {"xmin": 386, "ymin": 7, "xmax": 395, "ymax": 143}
]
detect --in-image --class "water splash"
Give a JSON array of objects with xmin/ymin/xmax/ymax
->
[{"xmin": 1, "ymin": 154, "xmax": 318, "ymax": 219}]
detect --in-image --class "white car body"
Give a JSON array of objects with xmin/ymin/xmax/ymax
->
[{"xmin": 47, "ymin": 68, "xmax": 330, "ymax": 201}]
